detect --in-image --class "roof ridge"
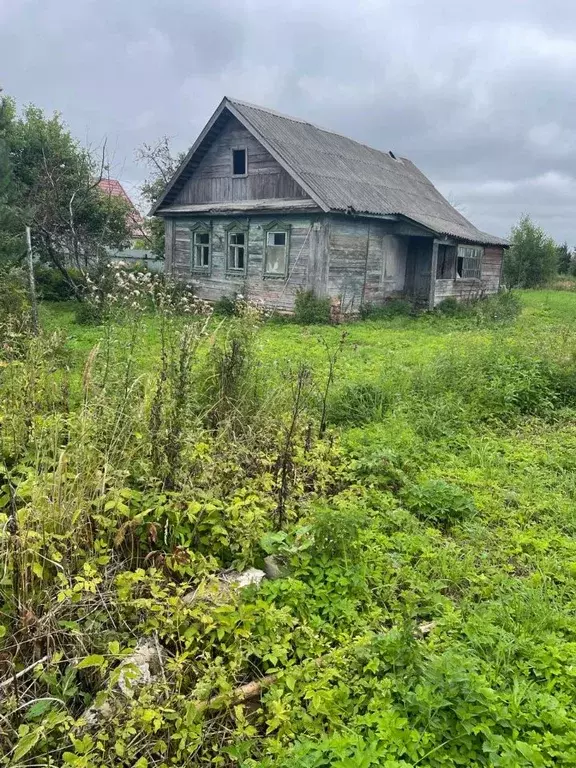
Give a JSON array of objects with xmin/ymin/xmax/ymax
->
[{"xmin": 227, "ymin": 96, "xmax": 405, "ymax": 161}]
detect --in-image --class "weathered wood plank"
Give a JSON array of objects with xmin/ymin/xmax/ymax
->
[{"xmin": 175, "ymin": 117, "xmax": 310, "ymax": 206}]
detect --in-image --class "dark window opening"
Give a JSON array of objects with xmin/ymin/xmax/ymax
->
[
  {"xmin": 232, "ymin": 149, "xmax": 247, "ymax": 176},
  {"xmin": 436, "ymin": 245, "xmax": 457, "ymax": 279}
]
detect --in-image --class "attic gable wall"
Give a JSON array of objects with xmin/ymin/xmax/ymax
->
[{"xmin": 174, "ymin": 116, "xmax": 311, "ymax": 205}]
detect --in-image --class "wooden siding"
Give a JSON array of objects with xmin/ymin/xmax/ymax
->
[
  {"xmin": 174, "ymin": 117, "xmax": 310, "ymax": 206},
  {"xmin": 168, "ymin": 214, "xmax": 315, "ymax": 312},
  {"xmin": 433, "ymin": 246, "xmax": 504, "ymax": 305},
  {"xmin": 327, "ymin": 217, "xmax": 407, "ymax": 311}
]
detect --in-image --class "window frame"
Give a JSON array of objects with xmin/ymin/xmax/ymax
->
[
  {"xmin": 231, "ymin": 147, "xmax": 248, "ymax": 178},
  {"xmin": 456, "ymin": 244, "xmax": 483, "ymax": 280},
  {"xmin": 436, "ymin": 244, "xmax": 457, "ymax": 279},
  {"xmin": 225, "ymin": 221, "xmax": 249, "ymax": 276},
  {"xmin": 263, "ymin": 221, "xmax": 291, "ymax": 278},
  {"xmin": 189, "ymin": 222, "xmax": 212, "ymax": 274}
]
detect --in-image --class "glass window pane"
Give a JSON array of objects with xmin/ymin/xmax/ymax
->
[{"xmin": 266, "ymin": 246, "xmax": 286, "ymax": 274}]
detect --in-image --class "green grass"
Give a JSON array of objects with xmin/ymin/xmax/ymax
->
[{"xmin": 5, "ymin": 290, "xmax": 576, "ymax": 767}]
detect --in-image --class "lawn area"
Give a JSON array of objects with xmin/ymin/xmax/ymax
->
[{"xmin": 4, "ymin": 289, "xmax": 576, "ymax": 766}]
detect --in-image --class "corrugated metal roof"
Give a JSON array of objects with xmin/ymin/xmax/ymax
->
[
  {"xmin": 227, "ymin": 99, "xmax": 507, "ymax": 246},
  {"xmin": 154, "ymin": 97, "xmax": 507, "ymax": 247}
]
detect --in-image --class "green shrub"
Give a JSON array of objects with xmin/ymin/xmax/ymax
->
[
  {"xmin": 360, "ymin": 298, "xmax": 414, "ymax": 319},
  {"xmin": 327, "ymin": 381, "xmax": 393, "ymax": 426},
  {"xmin": 402, "ymin": 478, "xmax": 475, "ymax": 526},
  {"xmin": 436, "ymin": 296, "xmax": 466, "ymax": 317},
  {"xmin": 311, "ymin": 502, "xmax": 367, "ymax": 560},
  {"xmin": 34, "ymin": 264, "xmax": 83, "ymax": 301},
  {"xmin": 294, "ymin": 289, "xmax": 331, "ymax": 324},
  {"xmin": 75, "ymin": 300, "xmax": 103, "ymax": 326},
  {"xmin": 475, "ymin": 290, "xmax": 521, "ymax": 324},
  {"xmin": 213, "ymin": 294, "xmax": 237, "ymax": 317}
]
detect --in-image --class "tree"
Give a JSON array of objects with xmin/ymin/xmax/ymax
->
[
  {"xmin": 556, "ymin": 242, "xmax": 572, "ymax": 274},
  {"xmin": 0, "ymin": 94, "xmax": 132, "ymax": 294},
  {"xmin": 503, "ymin": 215, "xmax": 557, "ymax": 288},
  {"xmin": 136, "ymin": 137, "xmax": 185, "ymax": 258}
]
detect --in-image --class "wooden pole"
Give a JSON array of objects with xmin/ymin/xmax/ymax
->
[
  {"xmin": 25, "ymin": 225, "xmax": 39, "ymax": 334},
  {"xmin": 429, "ymin": 239, "xmax": 439, "ymax": 311}
]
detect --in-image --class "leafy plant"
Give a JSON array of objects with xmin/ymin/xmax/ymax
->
[
  {"xmin": 402, "ymin": 478, "xmax": 475, "ymax": 526},
  {"xmin": 294, "ymin": 289, "xmax": 331, "ymax": 324}
]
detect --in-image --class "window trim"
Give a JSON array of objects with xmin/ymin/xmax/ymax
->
[
  {"xmin": 456, "ymin": 244, "xmax": 483, "ymax": 280},
  {"xmin": 436, "ymin": 244, "xmax": 457, "ymax": 279},
  {"xmin": 189, "ymin": 222, "xmax": 212, "ymax": 274},
  {"xmin": 231, "ymin": 147, "xmax": 248, "ymax": 178},
  {"xmin": 262, "ymin": 221, "xmax": 291, "ymax": 278},
  {"xmin": 225, "ymin": 221, "xmax": 249, "ymax": 276}
]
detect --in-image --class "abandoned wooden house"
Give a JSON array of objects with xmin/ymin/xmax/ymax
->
[{"xmin": 152, "ymin": 97, "xmax": 508, "ymax": 312}]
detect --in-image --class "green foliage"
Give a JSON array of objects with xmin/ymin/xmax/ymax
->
[
  {"xmin": 360, "ymin": 297, "xmax": 413, "ymax": 319},
  {"xmin": 5, "ymin": 290, "xmax": 576, "ymax": 766},
  {"xmin": 327, "ymin": 380, "xmax": 393, "ymax": 426},
  {"xmin": 0, "ymin": 92, "xmax": 132, "ymax": 279},
  {"xmin": 294, "ymin": 289, "xmax": 331, "ymax": 325},
  {"xmin": 504, "ymin": 214, "xmax": 558, "ymax": 288},
  {"xmin": 74, "ymin": 300, "xmax": 103, "ymax": 325},
  {"xmin": 436, "ymin": 291, "xmax": 522, "ymax": 324},
  {"xmin": 34, "ymin": 264, "xmax": 84, "ymax": 301},
  {"xmin": 213, "ymin": 293, "xmax": 237, "ymax": 316},
  {"xmin": 556, "ymin": 241, "xmax": 573, "ymax": 274},
  {"xmin": 402, "ymin": 478, "xmax": 475, "ymax": 526}
]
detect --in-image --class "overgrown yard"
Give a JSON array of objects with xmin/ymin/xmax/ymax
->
[{"xmin": 3, "ymin": 286, "xmax": 576, "ymax": 766}]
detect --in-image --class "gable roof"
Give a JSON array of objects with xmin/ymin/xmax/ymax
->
[
  {"xmin": 152, "ymin": 98, "xmax": 507, "ymax": 247},
  {"xmin": 97, "ymin": 178, "xmax": 145, "ymax": 238}
]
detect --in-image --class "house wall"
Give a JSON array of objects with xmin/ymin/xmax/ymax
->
[
  {"xmin": 433, "ymin": 246, "xmax": 504, "ymax": 305},
  {"xmin": 174, "ymin": 117, "xmax": 310, "ymax": 205},
  {"xmin": 324, "ymin": 216, "xmax": 408, "ymax": 312},
  {"xmin": 167, "ymin": 214, "xmax": 317, "ymax": 312}
]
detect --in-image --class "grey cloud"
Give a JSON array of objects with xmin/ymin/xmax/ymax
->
[{"xmin": 2, "ymin": 0, "xmax": 576, "ymax": 241}]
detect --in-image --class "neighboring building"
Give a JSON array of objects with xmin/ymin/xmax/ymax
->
[
  {"xmin": 97, "ymin": 178, "xmax": 146, "ymax": 245},
  {"xmin": 151, "ymin": 97, "xmax": 507, "ymax": 312}
]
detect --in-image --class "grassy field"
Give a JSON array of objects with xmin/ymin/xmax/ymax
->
[{"xmin": 3, "ymin": 289, "xmax": 576, "ymax": 766}]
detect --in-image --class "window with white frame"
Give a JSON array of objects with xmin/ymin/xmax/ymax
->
[
  {"xmin": 227, "ymin": 228, "xmax": 247, "ymax": 272},
  {"xmin": 191, "ymin": 228, "xmax": 210, "ymax": 270},
  {"xmin": 264, "ymin": 229, "xmax": 289, "ymax": 275},
  {"xmin": 456, "ymin": 245, "xmax": 483, "ymax": 279}
]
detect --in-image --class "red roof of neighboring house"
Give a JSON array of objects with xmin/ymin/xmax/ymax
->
[{"xmin": 97, "ymin": 178, "xmax": 145, "ymax": 239}]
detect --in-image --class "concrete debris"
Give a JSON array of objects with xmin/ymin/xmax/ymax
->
[
  {"xmin": 263, "ymin": 555, "xmax": 284, "ymax": 580},
  {"xmin": 220, "ymin": 568, "xmax": 266, "ymax": 589}
]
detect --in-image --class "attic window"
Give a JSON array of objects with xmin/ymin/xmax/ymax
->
[{"xmin": 232, "ymin": 148, "xmax": 247, "ymax": 176}]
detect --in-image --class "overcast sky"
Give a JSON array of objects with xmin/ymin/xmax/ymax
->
[{"xmin": 2, "ymin": 0, "xmax": 576, "ymax": 241}]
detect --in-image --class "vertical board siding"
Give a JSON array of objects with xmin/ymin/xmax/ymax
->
[
  {"xmin": 169, "ymin": 215, "xmax": 315, "ymax": 311},
  {"xmin": 328, "ymin": 217, "xmax": 408, "ymax": 310},
  {"xmin": 175, "ymin": 117, "xmax": 310, "ymax": 205}
]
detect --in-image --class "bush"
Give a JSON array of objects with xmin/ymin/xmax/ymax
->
[
  {"xmin": 360, "ymin": 298, "xmax": 414, "ymax": 320},
  {"xmin": 327, "ymin": 381, "xmax": 393, "ymax": 426},
  {"xmin": 402, "ymin": 479, "xmax": 475, "ymax": 526},
  {"xmin": 34, "ymin": 264, "xmax": 83, "ymax": 301},
  {"xmin": 75, "ymin": 300, "xmax": 103, "ymax": 325},
  {"xmin": 435, "ymin": 292, "xmax": 522, "ymax": 324},
  {"xmin": 213, "ymin": 294, "xmax": 237, "ymax": 317},
  {"xmin": 294, "ymin": 289, "xmax": 331, "ymax": 324}
]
